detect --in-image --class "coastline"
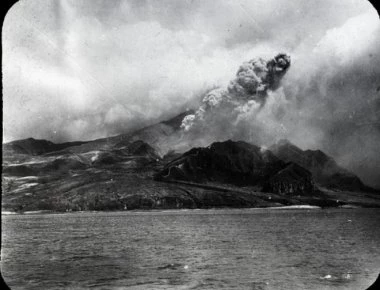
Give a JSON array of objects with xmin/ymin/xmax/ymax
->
[{"xmin": 4, "ymin": 204, "xmax": 374, "ymax": 216}]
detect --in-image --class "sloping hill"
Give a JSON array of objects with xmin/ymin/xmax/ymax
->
[
  {"xmin": 270, "ymin": 139, "xmax": 366, "ymax": 191},
  {"xmin": 3, "ymin": 138, "xmax": 88, "ymax": 156},
  {"xmin": 2, "ymin": 111, "xmax": 194, "ymax": 159}
]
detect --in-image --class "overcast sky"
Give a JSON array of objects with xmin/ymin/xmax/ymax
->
[{"xmin": 3, "ymin": 0, "xmax": 380, "ymax": 186}]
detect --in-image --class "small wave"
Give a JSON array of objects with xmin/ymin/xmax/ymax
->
[
  {"xmin": 269, "ymin": 205, "xmax": 321, "ymax": 210},
  {"xmin": 320, "ymin": 273, "xmax": 352, "ymax": 281},
  {"xmin": 157, "ymin": 263, "xmax": 183, "ymax": 270},
  {"xmin": 343, "ymin": 273, "xmax": 352, "ymax": 279},
  {"xmin": 22, "ymin": 210, "xmax": 53, "ymax": 214}
]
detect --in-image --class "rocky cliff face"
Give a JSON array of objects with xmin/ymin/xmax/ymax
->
[{"xmin": 263, "ymin": 163, "xmax": 315, "ymax": 195}]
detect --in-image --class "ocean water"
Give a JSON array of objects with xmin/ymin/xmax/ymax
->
[{"xmin": 1, "ymin": 208, "xmax": 380, "ymax": 290}]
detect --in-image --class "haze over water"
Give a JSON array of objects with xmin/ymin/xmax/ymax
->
[{"xmin": 2, "ymin": 208, "xmax": 380, "ymax": 289}]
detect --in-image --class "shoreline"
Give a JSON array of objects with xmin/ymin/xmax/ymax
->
[{"xmin": 2, "ymin": 204, "xmax": 373, "ymax": 216}]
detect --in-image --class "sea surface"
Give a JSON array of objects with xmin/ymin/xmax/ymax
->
[{"xmin": 1, "ymin": 208, "xmax": 380, "ymax": 290}]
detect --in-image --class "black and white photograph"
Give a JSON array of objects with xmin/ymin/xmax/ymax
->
[{"xmin": 2, "ymin": 0, "xmax": 380, "ymax": 289}]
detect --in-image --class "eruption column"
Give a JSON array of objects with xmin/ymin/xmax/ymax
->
[{"xmin": 181, "ymin": 53, "xmax": 291, "ymax": 132}]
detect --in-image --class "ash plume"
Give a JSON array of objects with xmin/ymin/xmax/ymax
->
[{"xmin": 181, "ymin": 53, "xmax": 291, "ymax": 133}]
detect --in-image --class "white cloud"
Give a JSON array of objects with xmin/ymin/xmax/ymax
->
[{"xmin": 314, "ymin": 11, "xmax": 380, "ymax": 65}]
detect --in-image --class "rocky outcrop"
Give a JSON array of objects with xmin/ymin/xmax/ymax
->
[{"xmin": 263, "ymin": 163, "xmax": 315, "ymax": 195}]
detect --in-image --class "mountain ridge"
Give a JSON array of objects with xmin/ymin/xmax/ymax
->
[
  {"xmin": 270, "ymin": 139, "xmax": 369, "ymax": 191},
  {"xmin": 2, "ymin": 114, "xmax": 379, "ymax": 212},
  {"xmin": 155, "ymin": 140, "xmax": 315, "ymax": 196},
  {"xmin": 3, "ymin": 111, "xmax": 194, "ymax": 159}
]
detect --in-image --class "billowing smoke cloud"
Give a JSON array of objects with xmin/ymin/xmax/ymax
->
[{"xmin": 181, "ymin": 53, "xmax": 290, "ymax": 132}]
